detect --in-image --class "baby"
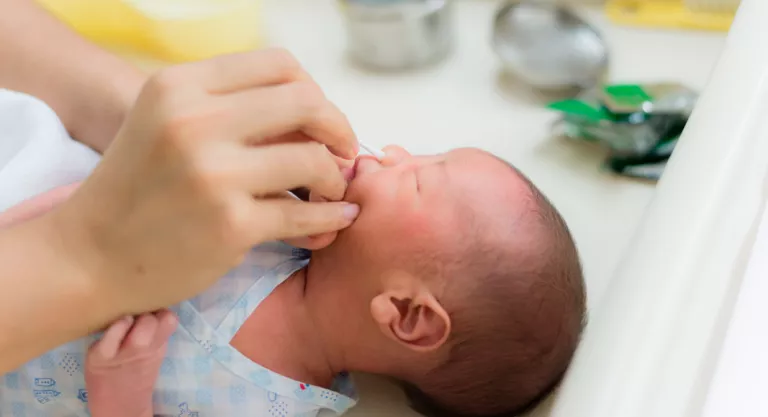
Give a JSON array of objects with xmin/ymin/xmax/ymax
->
[{"xmin": 0, "ymin": 146, "xmax": 586, "ymax": 417}]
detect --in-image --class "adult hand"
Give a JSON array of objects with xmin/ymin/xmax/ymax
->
[{"xmin": 53, "ymin": 48, "xmax": 360, "ymax": 316}]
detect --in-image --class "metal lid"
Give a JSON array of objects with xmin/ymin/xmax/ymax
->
[{"xmin": 492, "ymin": 1, "xmax": 609, "ymax": 90}]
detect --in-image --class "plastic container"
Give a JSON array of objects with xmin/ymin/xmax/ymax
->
[
  {"xmin": 35, "ymin": 0, "xmax": 263, "ymax": 62},
  {"xmin": 606, "ymin": 0, "xmax": 737, "ymax": 31}
]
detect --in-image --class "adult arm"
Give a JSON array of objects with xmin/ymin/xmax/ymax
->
[
  {"xmin": 0, "ymin": 214, "xmax": 113, "ymax": 371},
  {"xmin": 0, "ymin": 49, "xmax": 359, "ymax": 373},
  {"xmin": 0, "ymin": 0, "xmax": 145, "ymax": 152}
]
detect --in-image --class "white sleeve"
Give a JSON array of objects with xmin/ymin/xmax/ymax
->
[{"xmin": 0, "ymin": 89, "xmax": 100, "ymax": 212}]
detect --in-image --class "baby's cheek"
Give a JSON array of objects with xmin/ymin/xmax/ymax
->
[
  {"xmin": 411, "ymin": 207, "xmax": 464, "ymax": 248},
  {"xmin": 381, "ymin": 211, "xmax": 449, "ymax": 251}
]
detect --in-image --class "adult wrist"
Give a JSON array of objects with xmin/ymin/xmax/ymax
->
[
  {"xmin": 71, "ymin": 66, "xmax": 147, "ymax": 153},
  {"xmin": 45, "ymin": 198, "xmax": 126, "ymax": 328},
  {"xmin": 0, "ymin": 210, "xmax": 120, "ymax": 371}
]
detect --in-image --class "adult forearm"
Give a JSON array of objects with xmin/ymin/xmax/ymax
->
[
  {"xmin": 0, "ymin": 0, "xmax": 145, "ymax": 152},
  {"xmin": 0, "ymin": 215, "xmax": 113, "ymax": 372}
]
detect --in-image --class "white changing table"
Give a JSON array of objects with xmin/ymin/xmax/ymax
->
[{"xmin": 552, "ymin": 0, "xmax": 768, "ymax": 416}]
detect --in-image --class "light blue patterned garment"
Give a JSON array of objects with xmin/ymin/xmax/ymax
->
[{"xmin": 0, "ymin": 242, "xmax": 357, "ymax": 417}]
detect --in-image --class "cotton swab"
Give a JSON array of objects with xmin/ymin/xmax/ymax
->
[{"xmin": 358, "ymin": 141, "xmax": 385, "ymax": 161}]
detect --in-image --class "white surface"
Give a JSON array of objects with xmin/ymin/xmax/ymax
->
[
  {"xmin": 702, "ymin": 196, "xmax": 768, "ymax": 417},
  {"xmin": 132, "ymin": 1, "xmax": 730, "ymax": 415},
  {"xmin": 552, "ymin": 0, "xmax": 768, "ymax": 416}
]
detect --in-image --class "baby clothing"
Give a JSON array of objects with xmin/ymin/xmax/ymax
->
[
  {"xmin": 0, "ymin": 243, "xmax": 357, "ymax": 417},
  {"xmin": 0, "ymin": 90, "xmax": 358, "ymax": 416}
]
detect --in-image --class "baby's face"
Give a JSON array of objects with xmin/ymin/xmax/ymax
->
[{"xmin": 310, "ymin": 147, "xmax": 532, "ymax": 288}]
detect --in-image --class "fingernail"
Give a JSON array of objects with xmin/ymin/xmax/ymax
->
[{"xmin": 343, "ymin": 203, "xmax": 360, "ymax": 220}]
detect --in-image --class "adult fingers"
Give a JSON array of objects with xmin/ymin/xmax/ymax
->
[
  {"xmin": 187, "ymin": 48, "xmax": 312, "ymax": 93},
  {"xmin": 218, "ymin": 82, "xmax": 358, "ymax": 159},
  {"xmin": 233, "ymin": 142, "xmax": 348, "ymax": 201},
  {"xmin": 247, "ymin": 198, "xmax": 359, "ymax": 244},
  {"xmin": 259, "ymin": 132, "xmax": 357, "ymax": 170},
  {"xmin": 274, "ymin": 191, "xmax": 340, "ymax": 250}
]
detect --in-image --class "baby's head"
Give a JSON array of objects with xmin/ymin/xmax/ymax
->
[{"xmin": 306, "ymin": 146, "xmax": 586, "ymax": 416}]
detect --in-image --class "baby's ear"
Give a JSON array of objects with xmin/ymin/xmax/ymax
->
[{"xmin": 370, "ymin": 290, "xmax": 451, "ymax": 352}]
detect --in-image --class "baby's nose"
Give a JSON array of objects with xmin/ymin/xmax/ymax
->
[{"xmin": 381, "ymin": 145, "xmax": 411, "ymax": 166}]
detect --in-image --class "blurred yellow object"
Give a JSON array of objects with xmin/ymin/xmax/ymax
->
[
  {"xmin": 606, "ymin": 0, "xmax": 739, "ymax": 32},
  {"xmin": 35, "ymin": 0, "xmax": 263, "ymax": 62}
]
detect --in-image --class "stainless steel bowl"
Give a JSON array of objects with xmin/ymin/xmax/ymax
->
[
  {"xmin": 492, "ymin": 1, "xmax": 609, "ymax": 90},
  {"xmin": 340, "ymin": 0, "xmax": 454, "ymax": 71}
]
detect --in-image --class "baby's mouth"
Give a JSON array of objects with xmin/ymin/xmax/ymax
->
[
  {"xmin": 342, "ymin": 165, "xmax": 356, "ymax": 183},
  {"xmin": 347, "ymin": 158, "xmax": 362, "ymax": 183},
  {"xmin": 346, "ymin": 159, "xmax": 360, "ymax": 182}
]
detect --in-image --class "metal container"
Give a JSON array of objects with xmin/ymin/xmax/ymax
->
[
  {"xmin": 340, "ymin": 0, "xmax": 453, "ymax": 70},
  {"xmin": 492, "ymin": 1, "xmax": 609, "ymax": 90}
]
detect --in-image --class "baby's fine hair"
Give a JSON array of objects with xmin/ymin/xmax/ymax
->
[{"xmin": 402, "ymin": 161, "xmax": 587, "ymax": 417}]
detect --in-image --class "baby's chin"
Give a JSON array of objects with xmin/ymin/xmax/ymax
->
[{"xmin": 341, "ymin": 182, "xmax": 372, "ymax": 209}]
